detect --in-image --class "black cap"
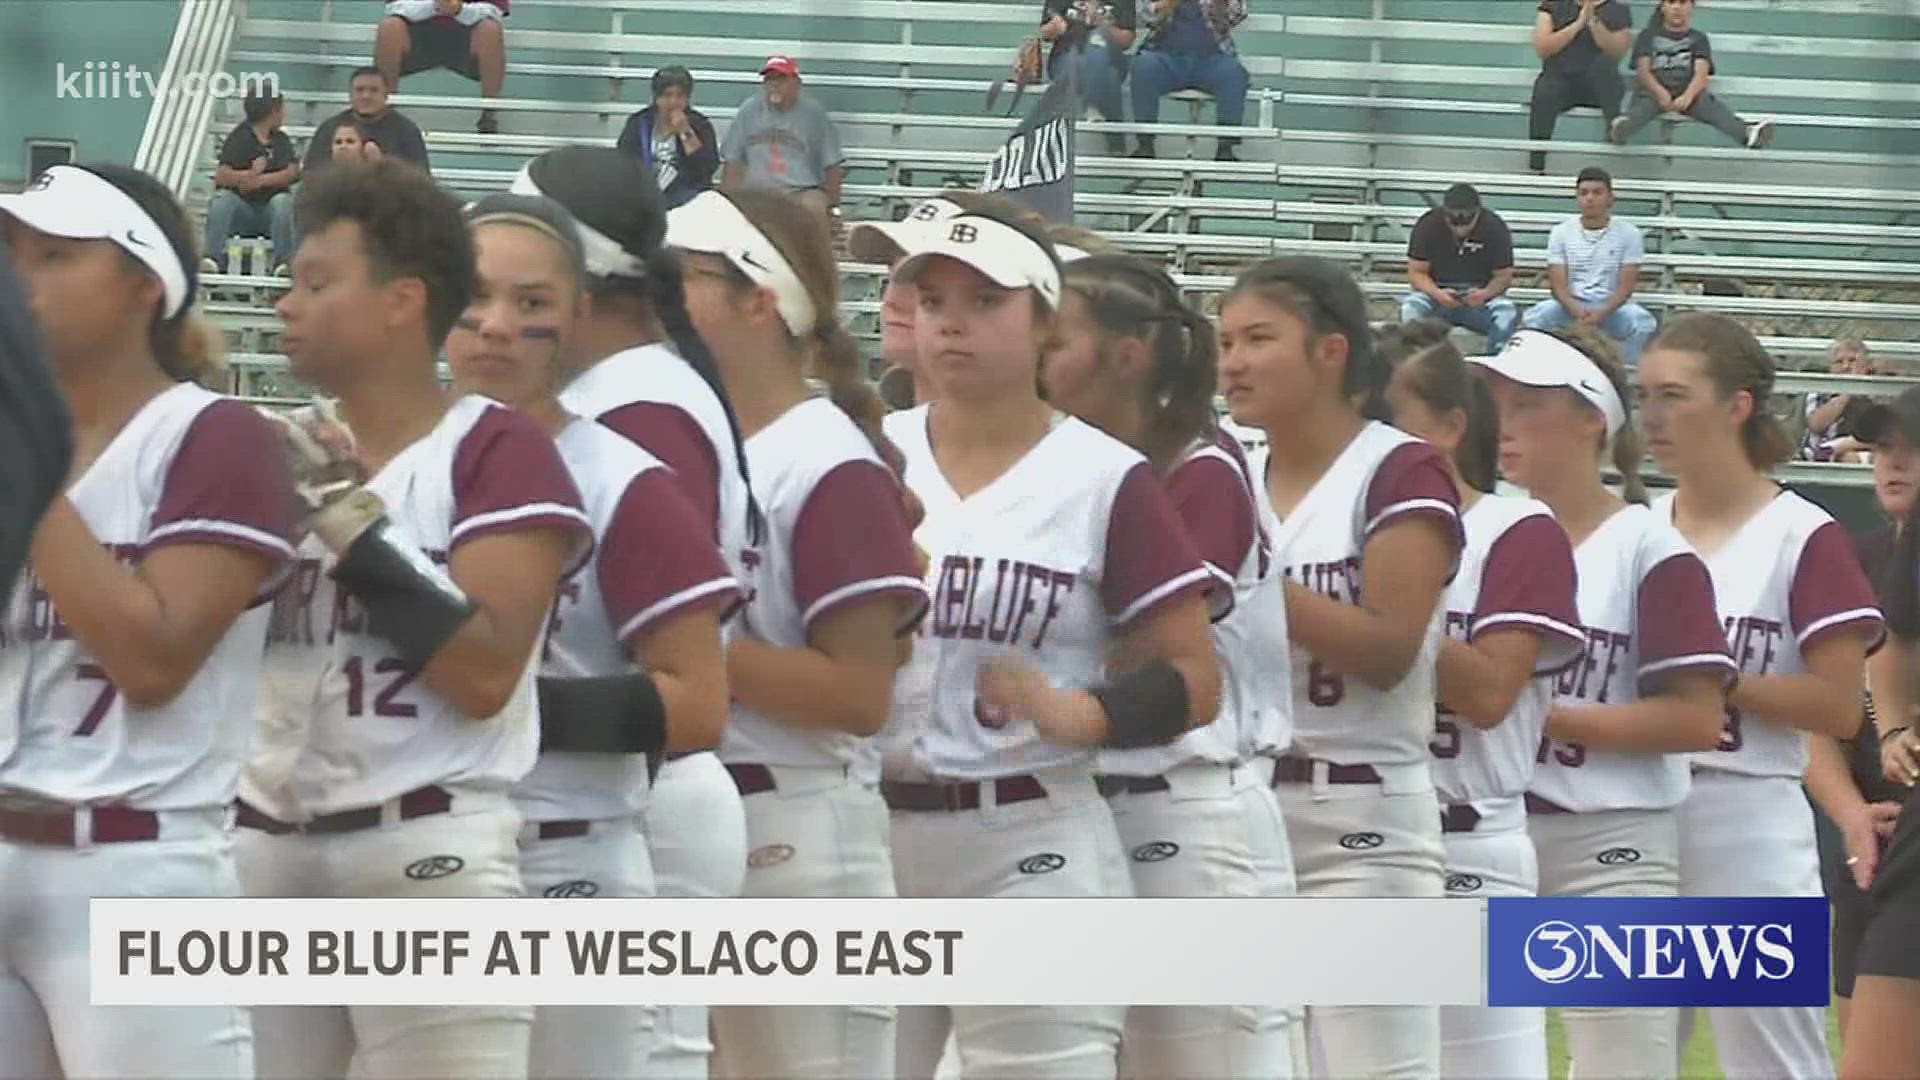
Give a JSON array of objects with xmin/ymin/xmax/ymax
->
[
  {"xmin": 1852, "ymin": 386, "xmax": 1920, "ymax": 446},
  {"xmin": 1442, "ymin": 183, "xmax": 1480, "ymax": 213}
]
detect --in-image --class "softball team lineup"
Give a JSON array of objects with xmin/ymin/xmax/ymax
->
[{"xmin": 0, "ymin": 150, "xmax": 1907, "ymax": 1080}]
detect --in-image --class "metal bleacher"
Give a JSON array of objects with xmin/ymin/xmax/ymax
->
[{"xmin": 201, "ymin": 0, "xmax": 1919, "ymax": 500}]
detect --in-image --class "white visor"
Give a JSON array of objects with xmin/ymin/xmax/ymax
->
[
  {"xmin": 665, "ymin": 190, "xmax": 818, "ymax": 337},
  {"xmin": 1468, "ymin": 329, "xmax": 1627, "ymax": 438},
  {"xmin": 847, "ymin": 197, "xmax": 967, "ymax": 265},
  {"xmin": 0, "ymin": 165, "xmax": 188, "ymax": 318},
  {"xmin": 508, "ymin": 162, "xmax": 649, "ymax": 279},
  {"xmin": 893, "ymin": 213, "xmax": 1061, "ymax": 310}
]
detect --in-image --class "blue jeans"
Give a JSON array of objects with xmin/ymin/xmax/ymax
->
[
  {"xmin": 1399, "ymin": 291, "xmax": 1519, "ymax": 353},
  {"xmin": 204, "ymin": 189, "xmax": 294, "ymax": 272},
  {"xmin": 1129, "ymin": 48, "xmax": 1249, "ymax": 129},
  {"xmin": 1521, "ymin": 298, "xmax": 1658, "ymax": 366},
  {"xmin": 1049, "ymin": 44, "xmax": 1126, "ymax": 125}
]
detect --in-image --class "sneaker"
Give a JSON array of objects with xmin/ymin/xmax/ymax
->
[
  {"xmin": 476, "ymin": 109, "xmax": 500, "ymax": 135},
  {"xmin": 273, "ymin": 263, "xmax": 291, "ymax": 278},
  {"xmin": 1215, "ymin": 143, "xmax": 1239, "ymax": 163},
  {"xmin": 1104, "ymin": 133, "xmax": 1128, "ymax": 157},
  {"xmin": 200, "ymin": 256, "xmax": 219, "ymax": 275},
  {"xmin": 1130, "ymin": 138, "xmax": 1157, "ymax": 159},
  {"xmin": 1746, "ymin": 118, "xmax": 1776, "ymax": 149},
  {"xmin": 1608, "ymin": 115, "xmax": 1629, "ymax": 144}
]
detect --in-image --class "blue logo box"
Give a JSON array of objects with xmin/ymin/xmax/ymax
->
[{"xmin": 1487, "ymin": 897, "xmax": 1829, "ymax": 1007}]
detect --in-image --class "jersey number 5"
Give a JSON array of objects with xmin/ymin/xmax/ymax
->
[
  {"xmin": 343, "ymin": 656, "xmax": 420, "ymax": 718},
  {"xmin": 1307, "ymin": 661, "xmax": 1345, "ymax": 707},
  {"xmin": 73, "ymin": 663, "xmax": 118, "ymax": 736},
  {"xmin": 1430, "ymin": 715, "xmax": 1461, "ymax": 759}
]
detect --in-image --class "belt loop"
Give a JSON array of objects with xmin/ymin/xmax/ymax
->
[
  {"xmin": 1310, "ymin": 759, "xmax": 1331, "ymax": 801},
  {"xmin": 74, "ymin": 806, "xmax": 94, "ymax": 849},
  {"xmin": 382, "ymin": 798, "xmax": 403, "ymax": 829}
]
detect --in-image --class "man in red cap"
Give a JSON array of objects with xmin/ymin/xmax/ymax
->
[{"xmin": 720, "ymin": 55, "xmax": 846, "ymax": 220}]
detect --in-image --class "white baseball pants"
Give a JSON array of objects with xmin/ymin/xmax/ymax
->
[
  {"xmin": 1678, "ymin": 770, "xmax": 1834, "ymax": 1080},
  {"xmin": 235, "ymin": 798, "xmax": 534, "ymax": 1079},
  {"xmin": 516, "ymin": 815, "xmax": 654, "ymax": 1080},
  {"xmin": 0, "ymin": 809, "xmax": 253, "ymax": 1080},
  {"xmin": 1529, "ymin": 804, "xmax": 1681, "ymax": 1080},
  {"xmin": 1239, "ymin": 757, "xmax": 1309, "ymax": 1080},
  {"xmin": 891, "ymin": 767, "xmax": 1132, "ymax": 1079},
  {"xmin": 712, "ymin": 764, "xmax": 898, "ymax": 1080},
  {"xmin": 1107, "ymin": 760, "xmax": 1294, "ymax": 1080},
  {"xmin": 1275, "ymin": 760, "xmax": 1444, "ymax": 1080},
  {"xmin": 1438, "ymin": 796, "xmax": 1548, "ymax": 1080},
  {"xmin": 637, "ymin": 752, "xmax": 747, "ymax": 1080}
]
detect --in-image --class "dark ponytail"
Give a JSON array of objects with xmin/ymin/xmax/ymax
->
[
  {"xmin": 1378, "ymin": 319, "xmax": 1499, "ymax": 492},
  {"xmin": 1550, "ymin": 325, "xmax": 1647, "ymax": 505},
  {"xmin": 1060, "ymin": 255, "xmax": 1217, "ymax": 470},
  {"xmin": 1887, "ymin": 499, "xmax": 1920, "ymax": 639},
  {"xmin": 1224, "ymin": 256, "xmax": 1387, "ymax": 421}
]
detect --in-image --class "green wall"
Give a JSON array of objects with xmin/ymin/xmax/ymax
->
[{"xmin": 0, "ymin": 1, "xmax": 185, "ymax": 186}]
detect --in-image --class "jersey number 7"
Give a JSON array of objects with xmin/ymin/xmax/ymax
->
[{"xmin": 73, "ymin": 663, "xmax": 118, "ymax": 736}]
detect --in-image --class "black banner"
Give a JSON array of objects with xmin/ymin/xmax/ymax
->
[{"xmin": 979, "ymin": 71, "xmax": 1078, "ymax": 225}]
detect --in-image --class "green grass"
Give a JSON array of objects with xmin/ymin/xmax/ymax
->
[{"xmin": 1544, "ymin": 1007, "xmax": 1845, "ymax": 1079}]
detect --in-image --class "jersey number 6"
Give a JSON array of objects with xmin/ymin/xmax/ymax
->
[{"xmin": 1307, "ymin": 660, "xmax": 1345, "ymax": 707}]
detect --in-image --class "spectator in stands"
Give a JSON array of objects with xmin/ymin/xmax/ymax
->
[
  {"xmin": 1528, "ymin": 0, "xmax": 1635, "ymax": 174},
  {"xmin": 1804, "ymin": 338, "xmax": 1878, "ymax": 462},
  {"xmin": 1610, "ymin": 0, "xmax": 1774, "ymax": 149},
  {"xmin": 1040, "ymin": 1, "xmax": 1136, "ymax": 156},
  {"xmin": 375, "ymin": 0, "xmax": 509, "ymax": 134},
  {"xmin": 1129, "ymin": 0, "xmax": 1249, "ymax": 162},
  {"xmin": 204, "ymin": 91, "xmax": 299, "ymax": 275},
  {"xmin": 1398, "ymin": 183, "xmax": 1518, "ymax": 351},
  {"xmin": 1522, "ymin": 166, "xmax": 1657, "ymax": 364},
  {"xmin": 618, "ymin": 66, "xmax": 720, "ymax": 209},
  {"xmin": 304, "ymin": 67, "xmax": 431, "ymax": 173},
  {"xmin": 329, "ymin": 119, "xmax": 383, "ymax": 163},
  {"xmin": 721, "ymin": 56, "xmax": 846, "ymax": 219}
]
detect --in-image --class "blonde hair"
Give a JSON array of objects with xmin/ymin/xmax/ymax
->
[
  {"xmin": 1044, "ymin": 223, "xmax": 1123, "ymax": 257},
  {"xmin": 1549, "ymin": 324, "xmax": 1646, "ymax": 504}
]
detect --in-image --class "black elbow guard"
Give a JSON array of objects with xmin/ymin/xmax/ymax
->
[
  {"xmin": 1090, "ymin": 660, "xmax": 1192, "ymax": 749},
  {"xmin": 537, "ymin": 672, "xmax": 669, "ymax": 755},
  {"xmin": 329, "ymin": 518, "xmax": 476, "ymax": 669}
]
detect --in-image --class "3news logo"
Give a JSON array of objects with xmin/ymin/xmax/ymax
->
[{"xmin": 1486, "ymin": 897, "xmax": 1829, "ymax": 1007}]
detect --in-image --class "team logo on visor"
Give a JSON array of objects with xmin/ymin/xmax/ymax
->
[{"xmin": 948, "ymin": 223, "xmax": 978, "ymax": 244}]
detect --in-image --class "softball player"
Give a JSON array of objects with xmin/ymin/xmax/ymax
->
[
  {"xmin": 851, "ymin": 195, "xmax": 966, "ymax": 412},
  {"xmin": 1642, "ymin": 313, "xmax": 1881, "ymax": 1080},
  {"xmin": 1469, "ymin": 328, "xmax": 1734, "ymax": 1080},
  {"xmin": 1380, "ymin": 322, "xmax": 1582, "ymax": 1080},
  {"xmin": 237, "ymin": 160, "xmax": 590, "ymax": 1079},
  {"xmin": 446, "ymin": 193, "xmax": 741, "ymax": 1079},
  {"xmin": 884, "ymin": 207, "xmax": 1221, "ymax": 1079},
  {"xmin": 1040, "ymin": 252, "xmax": 1296, "ymax": 1080},
  {"xmin": 513, "ymin": 146, "xmax": 759, "ymax": 1079},
  {"xmin": 1218, "ymin": 257, "xmax": 1462, "ymax": 1080},
  {"xmin": 0, "ymin": 163, "xmax": 293, "ymax": 1080},
  {"xmin": 669, "ymin": 188, "xmax": 929, "ymax": 1079}
]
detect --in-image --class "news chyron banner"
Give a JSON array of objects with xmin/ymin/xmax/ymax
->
[
  {"xmin": 979, "ymin": 64, "xmax": 1076, "ymax": 224},
  {"xmin": 92, "ymin": 897, "xmax": 1828, "ymax": 1007}
]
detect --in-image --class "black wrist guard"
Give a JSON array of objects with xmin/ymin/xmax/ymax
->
[
  {"xmin": 330, "ymin": 518, "xmax": 475, "ymax": 669},
  {"xmin": 1090, "ymin": 660, "xmax": 1192, "ymax": 749},
  {"xmin": 538, "ymin": 672, "xmax": 669, "ymax": 755}
]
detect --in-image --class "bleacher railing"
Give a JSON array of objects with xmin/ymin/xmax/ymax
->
[{"xmin": 135, "ymin": 0, "xmax": 242, "ymax": 200}]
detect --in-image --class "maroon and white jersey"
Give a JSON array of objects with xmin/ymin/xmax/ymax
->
[
  {"xmin": 242, "ymin": 395, "xmax": 590, "ymax": 821},
  {"xmin": 1254, "ymin": 421, "xmax": 1464, "ymax": 767},
  {"xmin": 1533, "ymin": 504, "xmax": 1735, "ymax": 813},
  {"xmin": 1656, "ymin": 490, "xmax": 1883, "ymax": 780},
  {"xmin": 1103, "ymin": 427, "xmax": 1290, "ymax": 776},
  {"xmin": 0, "ymin": 383, "xmax": 295, "ymax": 810},
  {"xmin": 1429, "ymin": 495, "xmax": 1583, "ymax": 803},
  {"xmin": 886, "ymin": 405, "xmax": 1212, "ymax": 781},
  {"xmin": 560, "ymin": 343, "xmax": 756, "ymax": 597},
  {"xmin": 719, "ymin": 398, "xmax": 927, "ymax": 781},
  {"xmin": 516, "ymin": 419, "xmax": 740, "ymax": 823}
]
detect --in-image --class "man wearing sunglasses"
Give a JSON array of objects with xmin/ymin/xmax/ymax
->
[{"xmin": 1399, "ymin": 183, "xmax": 1518, "ymax": 353}]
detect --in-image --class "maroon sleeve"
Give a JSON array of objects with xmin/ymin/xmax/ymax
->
[
  {"xmin": 791, "ymin": 460, "xmax": 929, "ymax": 634},
  {"xmin": 597, "ymin": 402, "xmax": 722, "ymax": 545},
  {"xmin": 449, "ymin": 405, "xmax": 591, "ymax": 552},
  {"xmin": 1162, "ymin": 453, "xmax": 1254, "ymax": 621},
  {"xmin": 1472, "ymin": 514, "xmax": 1584, "ymax": 674},
  {"xmin": 1790, "ymin": 520, "xmax": 1886, "ymax": 654},
  {"xmin": 1363, "ymin": 441, "xmax": 1464, "ymax": 562},
  {"xmin": 600, "ymin": 468, "xmax": 740, "ymax": 644},
  {"xmin": 1102, "ymin": 462, "xmax": 1212, "ymax": 627},
  {"xmin": 1635, "ymin": 553, "xmax": 1737, "ymax": 691},
  {"xmin": 147, "ymin": 399, "xmax": 297, "ymax": 565}
]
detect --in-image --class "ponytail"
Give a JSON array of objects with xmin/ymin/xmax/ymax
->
[
  {"xmin": 1463, "ymin": 373, "xmax": 1499, "ymax": 494},
  {"xmin": 1886, "ymin": 499, "xmax": 1920, "ymax": 639},
  {"xmin": 643, "ymin": 245, "xmax": 766, "ymax": 543},
  {"xmin": 154, "ymin": 312, "xmax": 226, "ymax": 389},
  {"xmin": 1378, "ymin": 319, "xmax": 1497, "ymax": 492},
  {"xmin": 812, "ymin": 319, "xmax": 902, "ymax": 478},
  {"xmin": 1061, "ymin": 255, "xmax": 1217, "ymax": 470},
  {"xmin": 1145, "ymin": 305, "xmax": 1220, "ymax": 469},
  {"xmin": 1550, "ymin": 325, "xmax": 1646, "ymax": 505}
]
